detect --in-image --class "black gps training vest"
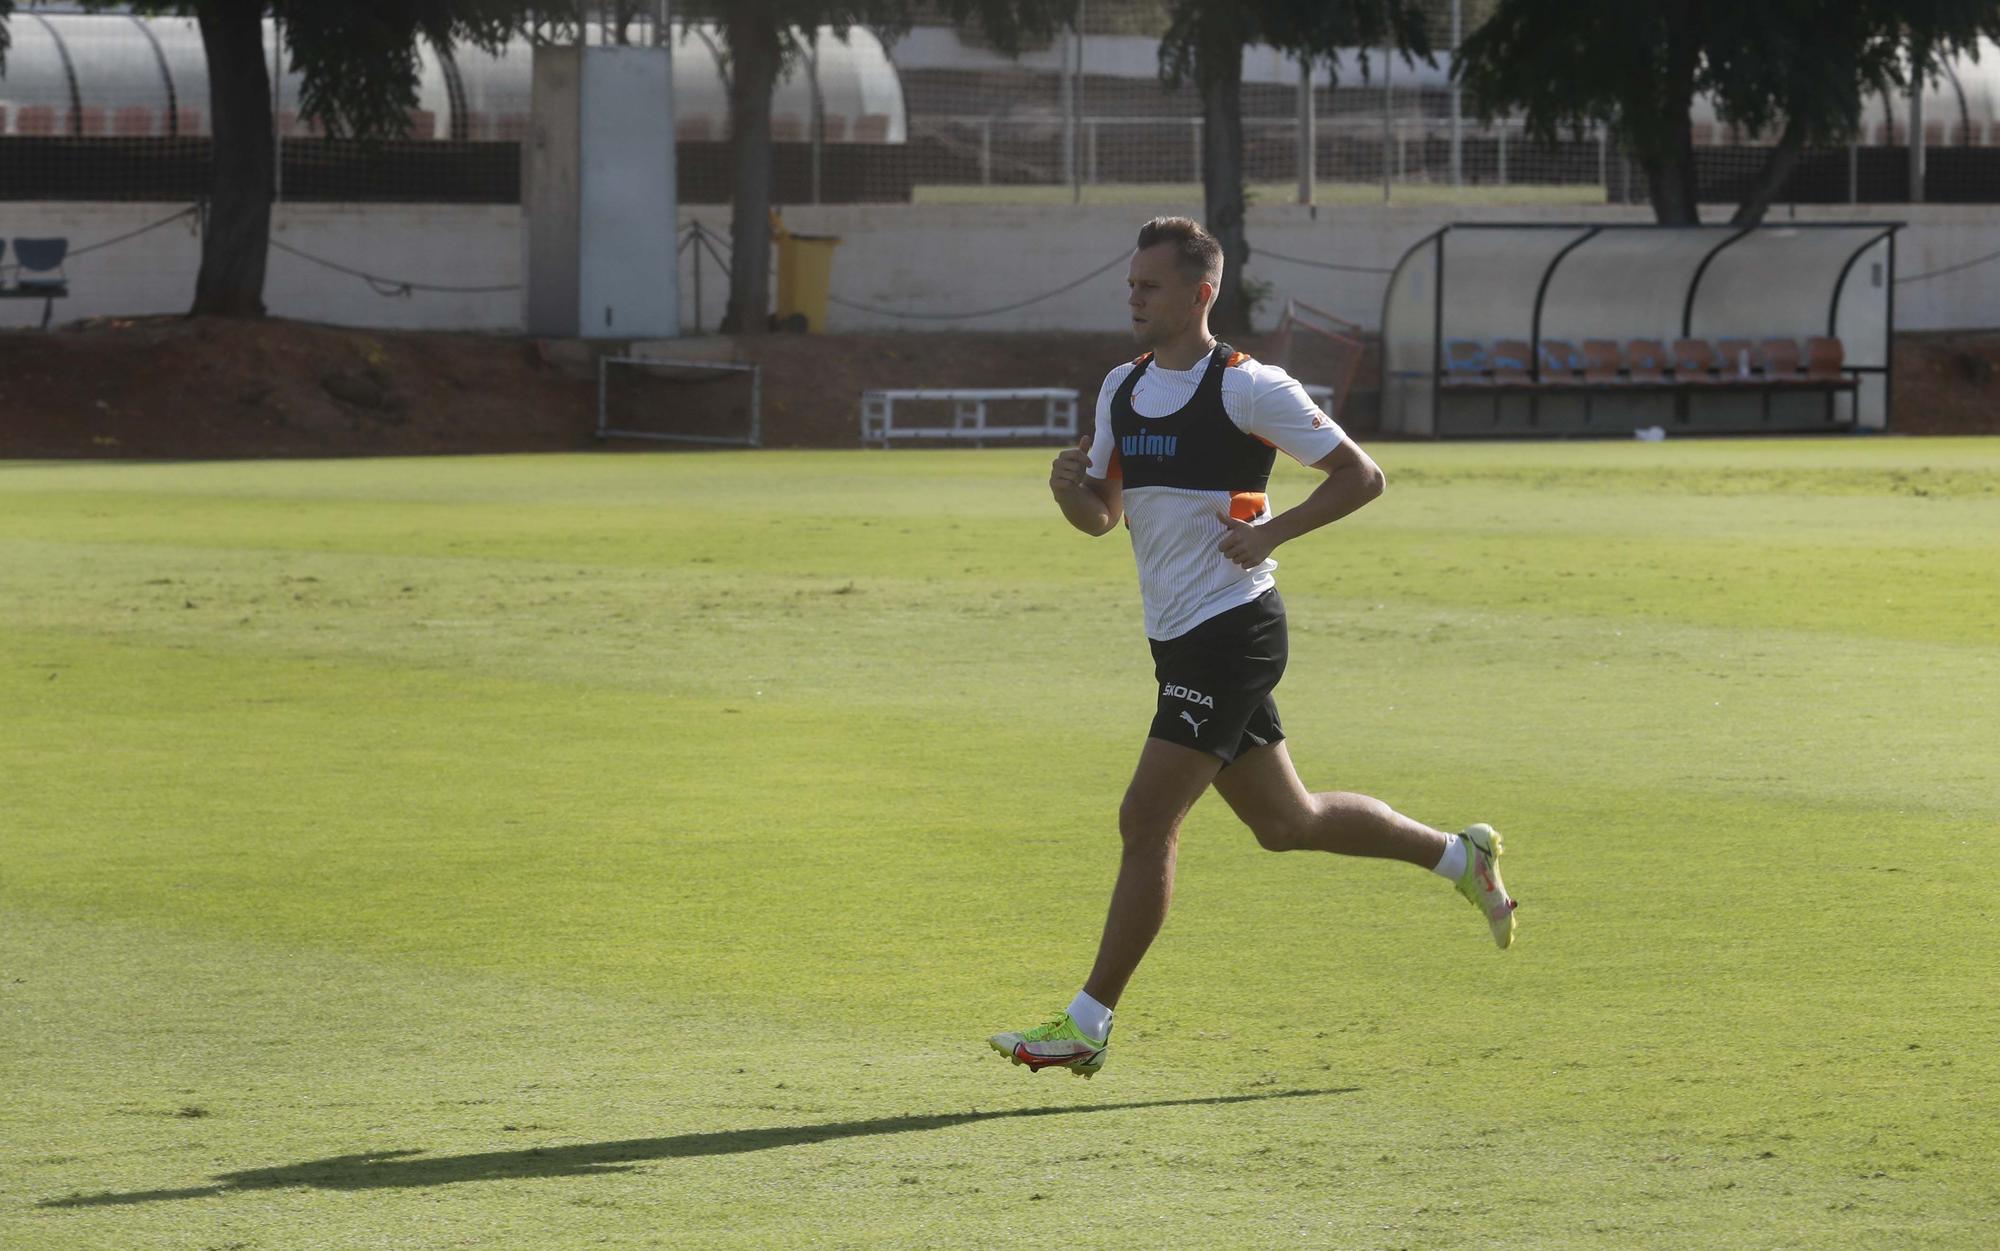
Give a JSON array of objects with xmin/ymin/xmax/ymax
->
[{"xmin": 1109, "ymin": 342, "xmax": 1274, "ymax": 492}]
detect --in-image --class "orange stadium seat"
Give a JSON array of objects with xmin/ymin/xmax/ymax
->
[
  {"xmin": 1625, "ymin": 339, "xmax": 1669, "ymax": 384},
  {"xmin": 1761, "ymin": 337, "xmax": 1804, "ymax": 380},
  {"xmin": 1538, "ymin": 339, "xmax": 1584, "ymax": 382},
  {"xmin": 1490, "ymin": 339, "xmax": 1534, "ymax": 387},
  {"xmin": 1804, "ymin": 336, "xmax": 1846, "ymax": 381},
  {"xmin": 1715, "ymin": 337, "xmax": 1766, "ymax": 379},
  {"xmin": 1443, "ymin": 339, "xmax": 1491, "ymax": 385},
  {"xmin": 1671, "ymin": 338, "xmax": 1722, "ymax": 384},
  {"xmin": 1581, "ymin": 339, "xmax": 1625, "ymax": 384}
]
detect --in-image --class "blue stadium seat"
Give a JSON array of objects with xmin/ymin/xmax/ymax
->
[{"xmin": 13, "ymin": 237, "xmax": 68, "ymax": 290}]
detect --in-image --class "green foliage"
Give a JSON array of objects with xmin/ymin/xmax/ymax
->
[
  {"xmin": 674, "ymin": 0, "xmax": 1074, "ymax": 65},
  {"xmin": 1159, "ymin": 0, "xmax": 1433, "ymax": 89},
  {"xmin": 1459, "ymin": 0, "xmax": 2000, "ymax": 155},
  {"xmin": 95, "ymin": 1, "xmax": 541, "ymax": 140},
  {"xmin": 1240, "ymin": 272, "xmax": 1274, "ymax": 317},
  {"xmin": 2, "ymin": 441, "xmax": 1997, "ymax": 1246}
]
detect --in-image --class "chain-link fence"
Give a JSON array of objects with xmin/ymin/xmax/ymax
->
[
  {"xmin": 4, "ymin": 0, "xmax": 2000, "ymax": 208},
  {"xmin": 882, "ymin": 0, "xmax": 1612, "ymax": 206}
]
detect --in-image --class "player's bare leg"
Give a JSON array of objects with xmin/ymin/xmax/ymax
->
[
  {"xmin": 1214, "ymin": 741, "xmax": 1518, "ymax": 947},
  {"xmin": 1081, "ymin": 737, "xmax": 1224, "ymax": 1009},
  {"xmin": 990, "ymin": 737, "xmax": 1219, "ymax": 1076},
  {"xmin": 1212, "ymin": 741, "xmax": 1445, "ymax": 865}
]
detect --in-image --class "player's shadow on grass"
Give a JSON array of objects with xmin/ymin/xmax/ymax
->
[{"xmin": 42, "ymin": 1087, "xmax": 1357, "ymax": 1208}]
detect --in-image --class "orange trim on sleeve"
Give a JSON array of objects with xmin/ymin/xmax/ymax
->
[
  {"xmin": 1229, "ymin": 491, "xmax": 1268, "ymax": 522},
  {"xmin": 1107, "ymin": 446, "xmax": 1123, "ymax": 479},
  {"xmin": 1225, "ymin": 351, "xmax": 1252, "ymax": 368}
]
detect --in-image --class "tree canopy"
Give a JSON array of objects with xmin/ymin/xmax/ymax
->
[
  {"xmin": 1157, "ymin": 0, "xmax": 1433, "ymax": 333},
  {"xmin": 675, "ymin": 0, "xmax": 1075, "ymax": 334},
  {"xmin": 0, "ymin": 2, "xmax": 546, "ymax": 315},
  {"xmin": 1457, "ymin": 0, "xmax": 2000, "ymax": 224}
]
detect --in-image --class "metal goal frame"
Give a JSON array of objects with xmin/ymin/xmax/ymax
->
[{"xmin": 595, "ymin": 356, "xmax": 763, "ymax": 447}]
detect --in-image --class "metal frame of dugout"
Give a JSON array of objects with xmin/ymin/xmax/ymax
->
[{"xmin": 1379, "ymin": 222, "xmax": 1901, "ymax": 438}]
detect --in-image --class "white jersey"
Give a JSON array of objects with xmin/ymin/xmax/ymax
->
[{"xmin": 1085, "ymin": 351, "xmax": 1345, "ymax": 640}]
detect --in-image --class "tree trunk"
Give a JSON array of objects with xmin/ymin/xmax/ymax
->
[
  {"xmin": 193, "ymin": 0, "xmax": 273, "ymax": 317},
  {"xmin": 721, "ymin": 8, "xmax": 781, "ymax": 336},
  {"xmin": 1642, "ymin": 2, "xmax": 1701, "ymax": 226},
  {"xmin": 1729, "ymin": 119, "xmax": 1807, "ymax": 225},
  {"xmin": 1198, "ymin": 36, "xmax": 1251, "ymax": 336},
  {"xmin": 1643, "ymin": 145, "xmax": 1700, "ymax": 226}
]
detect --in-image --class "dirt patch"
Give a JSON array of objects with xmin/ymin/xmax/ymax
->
[
  {"xmin": 1890, "ymin": 331, "xmax": 2000, "ymax": 435},
  {"xmin": 0, "ymin": 317, "xmax": 594, "ymax": 460},
  {"xmin": 719, "ymin": 326, "xmax": 1363, "ymax": 448},
  {"xmin": 0, "ymin": 316, "xmax": 1984, "ymax": 460}
]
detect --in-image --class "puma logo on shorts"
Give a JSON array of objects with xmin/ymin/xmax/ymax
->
[{"xmin": 1147, "ymin": 589, "xmax": 1288, "ymax": 765}]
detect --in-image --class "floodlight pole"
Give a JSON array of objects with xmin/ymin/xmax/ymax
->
[
  {"xmin": 271, "ymin": 9, "xmax": 283, "ymax": 203},
  {"xmin": 1076, "ymin": 0, "xmax": 1087, "ymax": 202},
  {"xmin": 1063, "ymin": 6, "xmax": 1082, "ymax": 204},
  {"xmin": 1297, "ymin": 57, "xmax": 1314, "ymax": 205},
  {"xmin": 1449, "ymin": 0, "xmax": 1463, "ymax": 187},
  {"xmin": 1908, "ymin": 63, "xmax": 1926, "ymax": 203},
  {"xmin": 1381, "ymin": 51, "xmax": 1393, "ymax": 203},
  {"xmin": 806, "ymin": 33, "xmax": 822, "ymax": 205}
]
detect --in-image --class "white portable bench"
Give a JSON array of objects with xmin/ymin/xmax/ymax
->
[{"xmin": 860, "ymin": 388, "xmax": 1079, "ymax": 448}]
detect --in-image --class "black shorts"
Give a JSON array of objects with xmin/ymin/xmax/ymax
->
[{"xmin": 1148, "ymin": 589, "xmax": 1288, "ymax": 765}]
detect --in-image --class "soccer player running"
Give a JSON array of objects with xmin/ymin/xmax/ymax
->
[{"xmin": 991, "ymin": 217, "xmax": 1517, "ymax": 1079}]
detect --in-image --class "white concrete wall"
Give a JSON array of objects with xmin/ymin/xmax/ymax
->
[
  {"xmin": 0, "ymin": 202, "xmax": 522, "ymax": 331},
  {"xmin": 768, "ymin": 201, "xmax": 2000, "ymax": 336},
  {"xmin": 6, "ymin": 199, "xmax": 1998, "ymax": 335}
]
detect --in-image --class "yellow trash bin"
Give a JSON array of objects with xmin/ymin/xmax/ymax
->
[{"xmin": 772, "ymin": 213, "xmax": 841, "ymax": 333}]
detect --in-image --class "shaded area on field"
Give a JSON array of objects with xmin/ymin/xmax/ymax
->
[{"xmin": 40, "ymin": 1086, "xmax": 1358, "ymax": 1207}]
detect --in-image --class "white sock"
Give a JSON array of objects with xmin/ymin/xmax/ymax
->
[
  {"xmin": 1067, "ymin": 990, "xmax": 1112, "ymax": 1041},
  {"xmin": 1431, "ymin": 833, "xmax": 1466, "ymax": 881}
]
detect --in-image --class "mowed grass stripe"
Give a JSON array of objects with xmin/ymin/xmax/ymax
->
[
  {"xmin": 4, "ymin": 443, "xmax": 1996, "ymax": 653},
  {"xmin": 4, "ymin": 881, "xmax": 1991, "ymax": 1249},
  {"xmin": 2, "ymin": 619, "xmax": 1990, "ymax": 1055},
  {"xmin": 3, "ymin": 515, "xmax": 1992, "ymax": 816}
]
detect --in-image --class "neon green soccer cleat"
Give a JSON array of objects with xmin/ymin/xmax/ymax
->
[
  {"xmin": 1456, "ymin": 823, "xmax": 1518, "ymax": 949},
  {"xmin": 989, "ymin": 1012, "xmax": 1109, "ymax": 1078}
]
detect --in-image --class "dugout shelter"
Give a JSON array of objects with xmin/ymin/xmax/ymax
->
[{"xmin": 1380, "ymin": 222, "xmax": 1899, "ymax": 437}]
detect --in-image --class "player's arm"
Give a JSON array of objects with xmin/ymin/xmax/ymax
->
[
  {"xmin": 1050, "ymin": 434, "xmax": 1122, "ymax": 536},
  {"xmin": 1217, "ymin": 438, "xmax": 1382, "ymax": 567},
  {"xmin": 1272, "ymin": 439, "xmax": 1386, "ymax": 539},
  {"xmin": 1216, "ymin": 366, "xmax": 1384, "ymax": 568}
]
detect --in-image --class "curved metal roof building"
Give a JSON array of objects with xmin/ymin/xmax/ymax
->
[{"xmin": 0, "ymin": 13, "xmax": 907, "ymax": 143}]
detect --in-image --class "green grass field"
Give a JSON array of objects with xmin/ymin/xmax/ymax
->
[{"xmin": 3, "ymin": 439, "xmax": 1996, "ymax": 1249}]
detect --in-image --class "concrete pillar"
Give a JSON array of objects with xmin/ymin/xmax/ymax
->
[{"xmin": 525, "ymin": 45, "xmax": 680, "ymax": 338}]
